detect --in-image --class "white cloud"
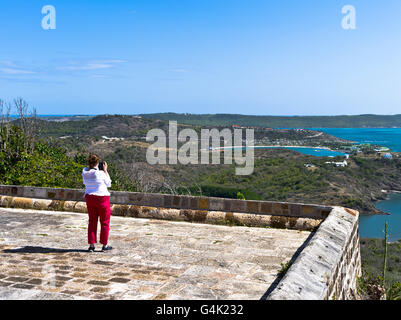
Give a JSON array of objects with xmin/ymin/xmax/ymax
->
[
  {"xmin": 60, "ymin": 59, "xmax": 127, "ymax": 71},
  {"xmin": 0, "ymin": 60, "xmax": 35, "ymax": 75},
  {"xmin": 0, "ymin": 60, "xmax": 17, "ymax": 67},
  {"xmin": 0, "ymin": 58, "xmax": 126, "ymax": 79},
  {"xmin": 0, "ymin": 67, "xmax": 35, "ymax": 75}
]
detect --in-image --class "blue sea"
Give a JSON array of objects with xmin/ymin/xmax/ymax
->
[
  {"xmin": 252, "ymin": 146, "xmax": 346, "ymax": 157},
  {"xmin": 312, "ymin": 128, "xmax": 401, "ymax": 240},
  {"xmin": 313, "ymin": 128, "xmax": 401, "ymax": 152},
  {"xmin": 359, "ymin": 193, "xmax": 401, "ymax": 242}
]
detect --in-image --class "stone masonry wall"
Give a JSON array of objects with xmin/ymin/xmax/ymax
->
[
  {"xmin": 266, "ymin": 206, "xmax": 362, "ymax": 300},
  {"xmin": 0, "ymin": 185, "xmax": 330, "ymax": 230}
]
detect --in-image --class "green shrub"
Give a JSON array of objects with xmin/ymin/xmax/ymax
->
[{"xmin": 237, "ymin": 191, "xmax": 245, "ymax": 200}]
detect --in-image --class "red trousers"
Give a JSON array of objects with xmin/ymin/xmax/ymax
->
[{"xmin": 85, "ymin": 194, "xmax": 111, "ymax": 245}]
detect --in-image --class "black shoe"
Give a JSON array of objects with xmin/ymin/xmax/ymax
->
[
  {"xmin": 88, "ymin": 245, "xmax": 95, "ymax": 252},
  {"xmin": 101, "ymin": 245, "xmax": 113, "ymax": 252}
]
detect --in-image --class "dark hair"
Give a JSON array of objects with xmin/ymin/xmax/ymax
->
[{"xmin": 88, "ymin": 153, "xmax": 100, "ymax": 169}]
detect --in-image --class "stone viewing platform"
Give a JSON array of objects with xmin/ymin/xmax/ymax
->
[
  {"xmin": 0, "ymin": 207, "xmax": 309, "ymax": 300},
  {"xmin": 0, "ymin": 185, "xmax": 361, "ymax": 300}
]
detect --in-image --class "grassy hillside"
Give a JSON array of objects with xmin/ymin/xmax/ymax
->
[
  {"xmin": 360, "ymin": 238, "xmax": 401, "ymax": 300},
  {"xmin": 36, "ymin": 115, "xmax": 169, "ymax": 138},
  {"xmin": 144, "ymin": 149, "xmax": 401, "ymax": 214}
]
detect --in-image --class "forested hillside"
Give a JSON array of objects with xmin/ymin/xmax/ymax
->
[{"xmin": 140, "ymin": 113, "xmax": 401, "ymax": 128}]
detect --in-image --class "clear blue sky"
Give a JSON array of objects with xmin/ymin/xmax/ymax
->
[{"xmin": 0, "ymin": 0, "xmax": 400, "ymax": 115}]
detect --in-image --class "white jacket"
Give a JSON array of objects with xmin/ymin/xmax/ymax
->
[{"xmin": 82, "ymin": 167, "xmax": 112, "ymax": 196}]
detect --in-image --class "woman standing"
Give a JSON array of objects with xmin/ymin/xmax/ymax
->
[{"xmin": 82, "ymin": 154, "xmax": 113, "ymax": 252}]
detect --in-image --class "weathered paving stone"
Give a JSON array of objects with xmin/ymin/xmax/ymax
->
[
  {"xmin": 151, "ymin": 274, "xmax": 173, "ymax": 282},
  {"xmin": 6, "ymin": 270, "xmax": 30, "ymax": 278},
  {"xmin": 94, "ymin": 260, "xmax": 114, "ymax": 266},
  {"xmin": 27, "ymin": 279, "xmax": 42, "ymax": 285},
  {"xmin": 87, "ymin": 280, "xmax": 109, "ymax": 286},
  {"xmin": 0, "ymin": 281, "xmax": 12, "ymax": 287},
  {"xmin": 91, "ymin": 287, "xmax": 109, "ymax": 293},
  {"xmin": 11, "ymin": 283, "xmax": 35, "ymax": 290},
  {"xmin": 109, "ymin": 277, "xmax": 131, "ymax": 284},
  {"xmin": 71, "ymin": 278, "xmax": 83, "ymax": 283},
  {"xmin": 4, "ymin": 277, "xmax": 29, "ymax": 283},
  {"xmin": 8, "ymin": 260, "xmax": 21, "ymax": 264},
  {"xmin": 56, "ymin": 271, "xmax": 70, "ymax": 275},
  {"xmin": 55, "ymin": 276, "xmax": 72, "ymax": 282},
  {"xmin": 131, "ymin": 273, "xmax": 152, "ymax": 281},
  {"xmin": 138, "ymin": 285, "xmax": 159, "ymax": 294},
  {"xmin": 64, "ymin": 281, "xmax": 91, "ymax": 291},
  {"xmin": 158, "ymin": 281, "xmax": 186, "ymax": 294},
  {"xmin": 71, "ymin": 272, "xmax": 87, "ymax": 278},
  {"xmin": 73, "ymin": 267, "xmax": 87, "ymax": 272},
  {"xmin": 56, "ymin": 265, "xmax": 73, "ymax": 271},
  {"xmin": 153, "ymin": 293, "xmax": 168, "ymax": 300},
  {"xmin": 61, "ymin": 289, "xmax": 80, "ymax": 295},
  {"xmin": 54, "ymin": 281, "xmax": 66, "ymax": 288},
  {"xmin": 21, "ymin": 256, "xmax": 35, "ymax": 261},
  {"xmin": 113, "ymin": 272, "xmax": 130, "ymax": 277}
]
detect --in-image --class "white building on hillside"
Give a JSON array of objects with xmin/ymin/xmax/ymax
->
[{"xmin": 325, "ymin": 160, "xmax": 348, "ymax": 167}]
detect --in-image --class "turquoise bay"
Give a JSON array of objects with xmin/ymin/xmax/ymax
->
[
  {"xmin": 239, "ymin": 146, "xmax": 346, "ymax": 157},
  {"xmin": 314, "ymin": 128, "xmax": 401, "ymax": 152},
  {"xmin": 311, "ymin": 128, "xmax": 401, "ymax": 240},
  {"xmin": 359, "ymin": 193, "xmax": 401, "ymax": 242}
]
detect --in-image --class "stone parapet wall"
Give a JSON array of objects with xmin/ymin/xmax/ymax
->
[
  {"xmin": 0, "ymin": 194, "xmax": 321, "ymax": 231},
  {"xmin": 0, "ymin": 185, "xmax": 332, "ymax": 220},
  {"xmin": 266, "ymin": 206, "xmax": 362, "ymax": 300}
]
